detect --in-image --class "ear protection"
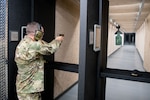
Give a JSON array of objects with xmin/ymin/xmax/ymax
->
[{"xmin": 34, "ymin": 24, "xmax": 44, "ymax": 41}]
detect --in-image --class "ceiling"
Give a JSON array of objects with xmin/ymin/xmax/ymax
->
[
  {"xmin": 73, "ymin": 0, "xmax": 150, "ymax": 33},
  {"xmin": 109, "ymin": 0, "xmax": 150, "ymax": 33}
]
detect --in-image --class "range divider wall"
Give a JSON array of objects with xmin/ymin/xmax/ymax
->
[{"xmin": 54, "ymin": 0, "xmax": 80, "ymax": 98}]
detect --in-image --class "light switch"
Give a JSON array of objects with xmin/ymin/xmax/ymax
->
[{"xmin": 10, "ymin": 31, "xmax": 19, "ymax": 41}]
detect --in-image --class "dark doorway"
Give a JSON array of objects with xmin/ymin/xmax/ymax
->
[{"xmin": 124, "ymin": 33, "xmax": 135, "ymax": 45}]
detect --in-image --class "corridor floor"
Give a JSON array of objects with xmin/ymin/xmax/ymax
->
[
  {"xmin": 107, "ymin": 45, "xmax": 145, "ymax": 71},
  {"xmin": 56, "ymin": 45, "xmax": 150, "ymax": 100}
]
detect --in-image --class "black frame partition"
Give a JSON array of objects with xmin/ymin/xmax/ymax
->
[
  {"xmin": 101, "ymin": 68, "xmax": 150, "ymax": 83},
  {"xmin": 8, "ymin": 0, "xmax": 32, "ymax": 99},
  {"xmin": 97, "ymin": 0, "xmax": 109, "ymax": 100},
  {"xmin": 78, "ymin": 0, "xmax": 100, "ymax": 100},
  {"xmin": 53, "ymin": 62, "xmax": 78, "ymax": 73}
]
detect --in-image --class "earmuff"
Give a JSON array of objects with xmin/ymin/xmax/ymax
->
[{"xmin": 34, "ymin": 24, "xmax": 44, "ymax": 41}]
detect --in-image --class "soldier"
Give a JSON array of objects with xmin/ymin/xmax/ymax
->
[{"xmin": 15, "ymin": 21, "xmax": 64, "ymax": 100}]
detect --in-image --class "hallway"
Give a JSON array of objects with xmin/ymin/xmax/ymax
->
[{"xmin": 57, "ymin": 45, "xmax": 150, "ymax": 100}]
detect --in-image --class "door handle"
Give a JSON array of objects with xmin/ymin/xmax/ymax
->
[{"xmin": 93, "ymin": 24, "xmax": 101, "ymax": 52}]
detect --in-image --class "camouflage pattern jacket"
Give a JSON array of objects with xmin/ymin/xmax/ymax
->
[{"xmin": 15, "ymin": 35, "xmax": 62, "ymax": 93}]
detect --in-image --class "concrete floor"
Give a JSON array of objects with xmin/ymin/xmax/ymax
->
[
  {"xmin": 56, "ymin": 83, "xmax": 78, "ymax": 100},
  {"xmin": 57, "ymin": 45, "xmax": 150, "ymax": 100},
  {"xmin": 107, "ymin": 45, "xmax": 145, "ymax": 71}
]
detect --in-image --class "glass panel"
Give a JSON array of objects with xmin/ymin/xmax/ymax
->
[
  {"xmin": 106, "ymin": 78, "xmax": 150, "ymax": 100},
  {"xmin": 106, "ymin": 1, "xmax": 150, "ymax": 100},
  {"xmin": 107, "ymin": 1, "xmax": 150, "ymax": 72}
]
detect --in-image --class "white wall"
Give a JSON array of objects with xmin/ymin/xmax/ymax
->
[
  {"xmin": 143, "ymin": 14, "xmax": 150, "ymax": 72},
  {"xmin": 135, "ymin": 22, "xmax": 145, "ymax": 60},
  {"xmin": 136, "ymin": 13, "xmax": 150, "ymax": 72}
]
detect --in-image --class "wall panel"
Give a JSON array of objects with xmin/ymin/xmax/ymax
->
[
  {"xmin": 55, "ymin": 0, "xmax": 80, "ymax": 64},
  {"xmin": 136, "ymin": 13, "xmax": 150, "ymax": 72},
  {"xmin": 144, "ymin": 14, "xmax": 150, "ymax": 72},
  {"xmin": 54, "ymin": 0, "xmax": 79, "ymax": 98}
]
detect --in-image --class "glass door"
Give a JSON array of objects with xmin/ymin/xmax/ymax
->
[{"xmin": 99, "ymin": 0, "xmax": 150, "ymax": 100}]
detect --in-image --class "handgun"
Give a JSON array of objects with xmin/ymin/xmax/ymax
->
[{"xmin": 59, "ymin": 34, "xmax": 64, "ymax": 37}]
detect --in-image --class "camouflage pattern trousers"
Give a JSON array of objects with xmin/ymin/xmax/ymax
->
[{"xmin": 17, "ymin": 92, "xmax": 41, "ymax": 100}]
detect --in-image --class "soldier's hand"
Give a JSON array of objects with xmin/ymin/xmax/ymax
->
[{"xmin": 55, "ymin": 36, "xmax": 64, "ymax": 41}]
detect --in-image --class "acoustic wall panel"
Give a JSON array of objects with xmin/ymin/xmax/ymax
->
[
  {"xmin": 54, "ymin": 70, "xmax": 78, "ymax": 98},
  {"xmin": 55, "ymin": 0, "xmax": 80, "ymax": 64},
  {"xmin": 54, "ymin": 0, "xmax": 79, "ymax": 98},
  {"xmin": 144, "ymin": 14, "xmax": 150, "ymax": 72}
]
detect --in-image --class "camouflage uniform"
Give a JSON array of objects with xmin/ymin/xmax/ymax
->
[
  {"xmin": 15, "ymin": 35, "xmax": 62, "ymax": 100},
  {"xmin": 17, "ymin": 92, "xmax": 41, "ymax": 100}
]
